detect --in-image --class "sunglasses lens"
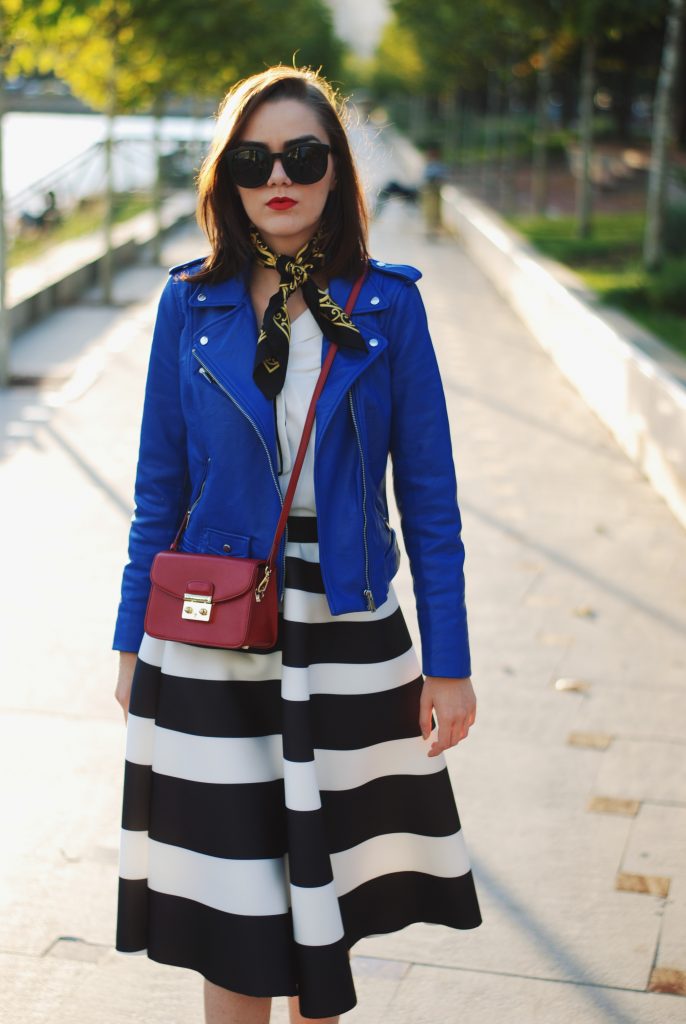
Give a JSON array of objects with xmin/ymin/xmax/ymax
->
[
  {"xmin": 225, "ymin": 142, "xmax": 330, "ymax": 188},
  {"xmin": 283, "ymin": 143, "xmax": 330, "ymax": 184},
  {"xmin": 226, "ymin": 148, "xmax": 270, "ymax": 188}
]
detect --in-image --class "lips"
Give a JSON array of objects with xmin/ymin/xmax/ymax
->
[{"xmin": 267, "ymin": 197, "xmax": 298, "ymax": 210}]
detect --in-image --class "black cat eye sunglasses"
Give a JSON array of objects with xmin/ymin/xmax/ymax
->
[{"xmin": 224, "ymin": 140, "xmax": 332, "ymax": 189}]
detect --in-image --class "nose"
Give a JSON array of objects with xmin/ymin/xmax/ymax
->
[{"xmin": 267, "ymin": 155, "xmax": 292, "ymax": 187}]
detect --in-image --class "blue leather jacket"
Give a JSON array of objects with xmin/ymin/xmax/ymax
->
[{"xmin": 112, "ymin": 255, "xmax": 472, "ymax": 678}]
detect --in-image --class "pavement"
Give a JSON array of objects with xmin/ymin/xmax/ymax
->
[{"xmin": 1, "ymin": 167, "xmax": 685, "ymax": 1022}]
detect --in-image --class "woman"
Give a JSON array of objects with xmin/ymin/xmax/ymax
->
[{"xmin": 113, "ymin": 65, "xmax": 482, "ymax": 1024}]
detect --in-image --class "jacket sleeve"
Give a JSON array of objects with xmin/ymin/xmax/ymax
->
[
  {"xmin": 112, "ymin": 275, "xmax": 191, "ymax": 652},
  {"xmin": 387, "ymin": 279, "xmax": 472, "ymax": 679}
]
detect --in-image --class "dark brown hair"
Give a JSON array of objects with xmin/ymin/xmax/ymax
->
[{"xmin": 182, "ymin": 65, "xmax": 370, "ymax": 285}]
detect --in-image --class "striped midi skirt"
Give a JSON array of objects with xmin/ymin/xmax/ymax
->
[{"xmin": 116, "ymin": 514, "xmax": 482, "ymax": 1018}]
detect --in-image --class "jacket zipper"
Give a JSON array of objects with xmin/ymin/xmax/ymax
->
[
  {"xmin": 273, "ymin": 398, "xmax": 284, "ymax": 474},
  {"xmin": 193, "ymin": 349, "xmax": 287, "ymax": 600},
  {"xmin": 187, "ymin": 456, "xmax": 210, "ymax": 520},
  {"xmin": 348, "ymin": 388, "xmax": 376, "ymax": 611}
]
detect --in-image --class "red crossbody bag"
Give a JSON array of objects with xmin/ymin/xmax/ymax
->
[{"xmin": 143, "ymin": 268, "xmax": 368, "ymax": 651}]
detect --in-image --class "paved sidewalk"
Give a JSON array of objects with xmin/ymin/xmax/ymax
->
[{"xmin": 1, "ymin": 194, "xmax": 685, "ymax": 1024}]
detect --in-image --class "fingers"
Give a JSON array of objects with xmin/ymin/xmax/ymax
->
[
  {"xmin": 419, "ymin": 685, "xmax": 434, "ymax": 740},
  {"xmin": 420, "ymin": 676, "xmax": 477, "ymax": 756},
  {"xmin": 114, "ymin": 687, "xmax": 130, "ymax": 725},
  {"xmin": 427, "ymin": 713, "xmax": 473, "ymax": 756}
]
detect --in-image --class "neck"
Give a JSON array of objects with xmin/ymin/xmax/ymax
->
[
  {"xmin": 254, "ymin": 220, "xmax": 323, "ymax": 260},
  {"xmin": 260, "ymin": 234, "xmax": 307, "ymax": 257}
]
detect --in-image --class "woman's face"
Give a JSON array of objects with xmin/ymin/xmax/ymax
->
[{"xmin": 232, "ymin": 97, "xmax": 337, "ymax": 257}]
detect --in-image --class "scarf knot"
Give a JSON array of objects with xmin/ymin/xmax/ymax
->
[{"xmin": 250, "ymin": 225, "xmax": 366, "ymax": 399}]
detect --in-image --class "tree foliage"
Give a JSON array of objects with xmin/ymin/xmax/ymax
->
[
  {"xmin": 384, "ymin": 0, "xmax": 668, "ymax": 96},
  {"xmin": 372, "ymin": 18, "xmax": 425, "ymax": 95},
  {"xmin": 7, "ymin": 0, "xmax": 345, "ymax": 113}
]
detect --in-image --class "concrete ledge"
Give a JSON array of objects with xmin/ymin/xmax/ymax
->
[
  {"xmin": 442, "ymin": 184, "xmax": 686, "ymax": 530},
  {"xmin": 8, "ymin": 191, "xmax": 197, "ymax": 335}
]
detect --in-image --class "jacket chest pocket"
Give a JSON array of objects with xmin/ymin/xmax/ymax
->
[{"xmin": 202, "ymin": 527, "xmax": 252, "ymax": 557}]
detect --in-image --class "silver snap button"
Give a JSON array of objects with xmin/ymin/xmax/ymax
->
[
  {"xmin": 223, "ymin": 543, "xmax": 232, "ymax": 552},
  {"xmin": 370, "ymin": 296, "xmax": 380, "ymax": 305},
  {"xmin": 197, "ymin": 293, "xmax": 206, "ymax": 301},
  {"xmin": 369, "ymin": 338, "xmax": 379, "ymax": 347},
  {"xmin": 199, "ymin": 335, "xmax": 209, "ymax": 345}
]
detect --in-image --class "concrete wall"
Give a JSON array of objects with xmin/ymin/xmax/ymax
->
[
  {"xmin": 441, "ymin": 185, "xmax": 686, "ymax": 531},
  {"xmin": 9, "ymin": 193, "xmax": 197, "ymax": 335}
]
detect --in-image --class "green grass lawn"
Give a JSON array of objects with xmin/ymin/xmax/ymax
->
[
  {"xmin": 9, "ymin": 191, "xmax": 155, "ymax": 269},
  {"xmin": 504, "ymin": 210, "xmax": 686, "ymax": 359}
]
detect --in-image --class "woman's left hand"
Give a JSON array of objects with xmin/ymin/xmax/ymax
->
[{"xmin": 419, "ymin": 676, "xmax": 476, "ymax": 756}]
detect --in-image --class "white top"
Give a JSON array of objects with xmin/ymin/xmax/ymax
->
[{"xmin": 275, "ymin": 305, "xmax": 323, "ymax": 514}]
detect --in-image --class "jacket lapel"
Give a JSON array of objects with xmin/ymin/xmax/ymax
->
[
  {"xmin": 189, "ymin": 269, "xmax": 277, "ymax": 445},
  {"xmin": 314, "ymin": 273, "xmax": 389, "ymax": 444},
  {"xmin": 189, "ymin": 268, "xmax": 389, "ymax": 451}
]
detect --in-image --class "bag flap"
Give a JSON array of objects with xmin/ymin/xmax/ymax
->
[{"xmin": 150, "ymin": 551, "xmax": 263, "ymax": 603}]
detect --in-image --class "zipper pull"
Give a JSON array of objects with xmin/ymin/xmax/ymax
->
[{"xmin": 364, "ymin": 588, "xmax": 376, "ymax": 612}]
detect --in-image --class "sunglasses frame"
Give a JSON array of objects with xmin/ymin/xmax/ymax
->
[{"xmin": 224, "ymin": 140, "xmax": 332, "ymax": 189}]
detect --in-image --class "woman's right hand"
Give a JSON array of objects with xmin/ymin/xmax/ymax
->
[{"xmin": 115, "ymin": 651, "xmax": 138, "ymax": 723}]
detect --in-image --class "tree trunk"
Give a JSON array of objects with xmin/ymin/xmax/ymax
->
[
  {"xmin": 0, "ymin": 53, "xmax": 8, "ymax": 388},
  {"xmin": 439, "ymin": 88, "xmax": 456, "ymax": 157},
  {"xmin": 483, "ymin": 69, "xmax": 500, "ymax": 198},
  {"xmin": 676, "ymin": 26, "xmax": 686, "ymax": 145},
  {"xmin": 576, "ymin": 34, "xmax": 597, "ymax": 239},
  {"xmin": 454, "ymin": 89, "xmax": 466, "ymax": 175},
  {"xmin": 463, "ymin": 94, "xmax": 477, "ymax": 189},
  {"xmin": 614, "ymin": 60, "xmax": 636, "ymax": 143},
  {"xmin": 409, "ymin": 93, "xmax": 426, "ymax": 143},
  {"xmin": 644, "ymin": 0, "xmax": 685, "ymax": 269},
  {"xmin": 101, "ymin": 63, "xmax": 116, "ymax": 304},
  {"xmin": 677, "ymin": 62, "xmax": 686, "ymax": 146},
  {"xmin": 151, "ymin": 94, "xmax": 164, "ymax": 265},
  {"xmin": 498, "ymin": 71, "xmax": 517, "ymax": 214},
  {"xmin": 532, "ymin": 43, "xmax": 552, "ymax": 214}
]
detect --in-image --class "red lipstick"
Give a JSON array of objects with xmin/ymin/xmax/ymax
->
[{"xmin": 267, "ymin": 197, "xmax": 298, "ymax": 210}]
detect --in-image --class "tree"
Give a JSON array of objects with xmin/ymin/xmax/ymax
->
[
  {"xmin": 12, "ymin": 0, "xmax": 176, "ymax": 301},
  {"xmin": 382, "ymin": 0, "xmax": 673, "ymax": 234},
  {"xmin": 372, "ymin": 18, "xmax": 425, "ymax": 98},
  {"xmin": 0, "ymin": 0, "xmax": 24, "ymax": 388},
  {"xmin": 385, "ymin": 0, "xmax": 563, "ymax": 208},
  {"xmin": 644, "ymin": 0, "xmax": 685, "ymax": 268},
  {"xmin": 10, "ymin": 0, "xmax": 345, "ymax": 300},
  {"xmin": 557, "ymin": 0, "xmax": 662, "ymax": 237}
]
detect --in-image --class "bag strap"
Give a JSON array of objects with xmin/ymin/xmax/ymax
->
[
  {"xmin": 264, "ymin": 264, "xmax": 369, "ymax": 571},
  {"xmin": 170, "ymin": 264, "xmax": 369, "ymax": 556}
]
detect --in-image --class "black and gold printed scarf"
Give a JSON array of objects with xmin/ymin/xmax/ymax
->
[{"xmin": 250, "ymin": 225, "xmax": 367, "ymax": 399}]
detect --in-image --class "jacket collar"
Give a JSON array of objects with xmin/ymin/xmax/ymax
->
[
  {"xmin": 186, "ymin": 263, "xmax": 250, "ymax": 308},
  {"xmin": 186, "ymin": 262, "xmax": 392, "ymax": 315}
]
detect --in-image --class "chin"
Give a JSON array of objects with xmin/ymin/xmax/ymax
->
[{"xmin": 256, "ymin": 212, "xmax": 324, "ymax": 247}]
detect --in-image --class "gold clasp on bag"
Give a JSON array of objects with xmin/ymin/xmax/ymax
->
[
  {"xmin": 255, "ymin": 565, "xmax": 271, "ymax": 602},
  {"xmin": 182, "ymin": 592, "xmax": 213, "ymax": 621}
]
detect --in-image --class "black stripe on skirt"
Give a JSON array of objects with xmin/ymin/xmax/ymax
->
[{"xmin": 116, "ymin": 514, "xmax": 482, "ymax": 1018}]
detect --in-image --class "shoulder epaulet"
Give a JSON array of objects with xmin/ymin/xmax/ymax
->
[
  {"xmin": 369, "ymin": 257, "xmax": 422, "ymax": 283},
  {"xmin": 168, "ymin": 255, "xmax": 208, "ymax": 276}
]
